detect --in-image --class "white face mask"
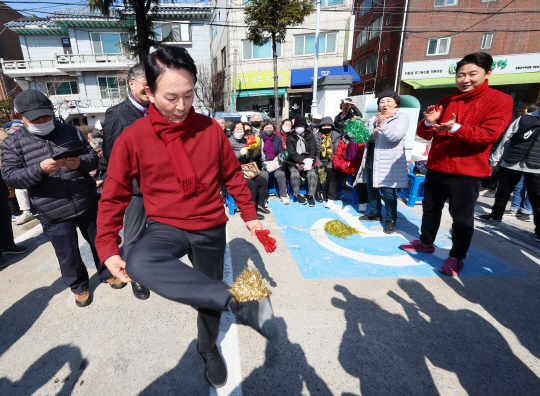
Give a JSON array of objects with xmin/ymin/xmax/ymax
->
[
  {"xmin": 233, "ymin": 132, "xmax": 244, "ymax": 140},
  {"xmin": 295, "ymin": 127, "xmax": 305, "ymax": 134},
  {"xmin": 26, "ymin": 119, "xmax": 55, "ymax": 136},
  {"xmin": 282, "ymin": 126, "xmax": 291, "ymax": 133}
]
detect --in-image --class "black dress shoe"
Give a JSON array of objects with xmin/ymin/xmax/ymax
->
[
  {"xmin": 359, "ymin": 213, "xmax": 383, "ymax": 222},
  {"xmin": 384, "ymin": 219, "xmax": 396, "ymax": 234},
  {"xmin": 1, "ymin": 244, "xmax": 29, "ymax": 255},
  {"xmin": 257, "ymin": 213, "xmax": 265, "ymax": 220},
  {"xmin": 0, "ymin": 256, "xmax": 7, "ymax": 269},
  {"xmin": 257, "ymin": 206, "xmax": 271, "ymax": 215},
  {"xmin": 228, "ymin": 297, "xmax": 278, "ymax": 339},
  {"xmin": 315, "ymin": 191, "xmax": 324, "ymax": 203},
  {"xmin": 296, "ymin": 195, "xmax": 307, "ymax": 205},
  {"xmin": 200, "ymin": 346, "xmax": 227, "ymax": 388},
  {"xmin": 132, "ymin": 282, "xmax": 150, "ymax": 300}
]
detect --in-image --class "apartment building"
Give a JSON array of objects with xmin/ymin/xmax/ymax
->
[
  {"xmin": 209, "ymin": 0, "xmax": 358, "ymax": 119},
  {"xmin": 1, "ymin": 5, "xmax": 212, "ymax": 126}
]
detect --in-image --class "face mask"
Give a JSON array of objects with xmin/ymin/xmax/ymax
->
[
  {"xmin": 282, "ymin": 126, "xmax": 291, "ymax": 133},
  {"xmin": 26, "ymin": 119, "xmax": 55, "ymax": 136},
  {"xmin": 321, "ymin": 127, "xmax": 332, "ymax": 134},
  {"xmin": 263, "ymin": 129, "xmax": 274, "ymax": 137},
  {"xmin": 233, "ymin": 132, "xmax": 244, "ymax": 140},
  {"xmin": 311, "ymin": 122, "xmax": 320, "ymax": 127},
  {"xmin": 295, "ymin": 127, "xmax": 305, "ymax": 134},
  {"xmin": 251, "ymin": 121, "xmax": 261, "ymax": 128}
]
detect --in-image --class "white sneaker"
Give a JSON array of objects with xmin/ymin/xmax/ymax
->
[
  {"xmin": 15, "ymin": 213, "xmax": 34, "ymax": 225},
  {"xmin": 325, "ymin": 200, "xmax": 335, "ymax": 208},
  {"xmin": 281, "ymin": 195, "xmax": 289, "ymax": 205},
  {"xmin": 358, "ymin": 203, "xmax": 367, "ymax": 212}
]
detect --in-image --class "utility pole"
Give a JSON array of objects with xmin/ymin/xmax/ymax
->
[
  {"xmin": 310, "ymin": 0, "xmax": 321, "ymax": 116},
  {"xmin": 233, "ymin": 49, "xmax": 237, "ymax": 111},
  {"xmin": 394, "ymin": 0, "xmax": 409, "ymax": 92}
]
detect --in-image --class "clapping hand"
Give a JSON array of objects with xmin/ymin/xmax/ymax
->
[
  {"xmin": 433, "ymin": 113, "xmax": 456, "ymax": 132},
  {"xmin": 376, "ymin": 112, "xmax": 385, "ymax": 128},
  {"xmin": 424, "ymin": 105, "xmax": 443, "ymax": 124}
]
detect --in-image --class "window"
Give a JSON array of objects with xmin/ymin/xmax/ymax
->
[
  {"xmin": 357, "ymin": 0, "xmax": 373, "ymax": 18},
  {"xmin": 386, "ymin": 14, "xmax": 392, "ymax": 25},
  {"xmin": 481, "ymin": 33, "xmax": 493, "ymax": 49},
  {"xmin": 315, "ymin": 0, "xmax": 344, "ymax": 6},
  {"xmin": 153, "ymin": 22, "xmax": 191, "ymax": 42},
  {"xmin": 212, "ymin": 57, "xmax": 217, "ymax": 73},
  {"xmin": 381, "ymin": 50, "xmax": 388, "ymax": 64},
  {"xmin": 434, "ymin": 0, "xmax": 457, "ymax": 6},
  {"xmin": 47, "ymin": 81, "xmax": 79, "ymax": 96},
  {"xmin": 242, "ymin": 40, "xmax": 282, "ymax": 60},
  {"xmin": 294, "ymin": 32, "xmax": 337, "ymax": 56},
  {"xmin": 355, "ymin": 16, "xmax": 382, "ymax": 48},
  {"xmin": 427, "ymin": 37, "xmax": 451, "ymax": 55},
  {"xmin": 91, "ymin": 33, "xmax": 128, "ymax": 54},
  {"xmin": 354, "ymin": 55, "xmax": 377, "ymax": 76},
  {"xmin": 98, "ymin": 77, "xmax": 127, "ymax": 99},
  {"xmin": 221, "ymin": 47, "xmax": 227, "ymax": 70}
]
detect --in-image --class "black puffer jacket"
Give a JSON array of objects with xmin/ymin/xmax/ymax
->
[
  {"xmin": 0, "ymin": 123, "xmax": 98, "ymax": 223},
  {"xmin": 286, "ymin": 131, "xmax": 317, "ymax": 165}
]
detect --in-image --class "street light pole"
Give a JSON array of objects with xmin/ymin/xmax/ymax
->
[
  {"xmin": 310, "ymin": 0, "xmax": 321, "ymax": 116},
  {"xmin": 233, "ymin": 49, "xmax": 237, "ymax": 111}
]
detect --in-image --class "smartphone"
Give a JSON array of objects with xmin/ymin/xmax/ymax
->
[{"xmin": 52, "ymin": 147, "xmax": 85, "ymax": 160}]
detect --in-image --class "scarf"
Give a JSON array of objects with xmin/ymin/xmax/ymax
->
[
  {"xmin": 344, "ymin": 142, "xmax": 359, "ymax": 161},
  {"xmin": 296, "ymin": 134, "xmax": 307, "ymax": 155},
  {"xmin": 129, "ymin": 93, "xmax": 149, "ymax": 117},
  {"xmin": 438, "ymin": 80, "xmax": 490, "ymax": 132},
  {"xmin": 149, "ymin": 104, "xmax": 205, "ymax": 196},
  {"xmin": 261, "ymin": 133, "xmax": 276, "ymax": 160},
  {"xmin": 321, "ymin": 133, "xmax": 333, "ymax": 159}
]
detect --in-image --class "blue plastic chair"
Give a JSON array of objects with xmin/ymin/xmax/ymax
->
[
  {"xmin": 267, "ymin": 172, "xmax": 279, "ymax": 197},
  {"xmin": 287, "ymin": 176, "xmax": 308, "ymax": 201},
  {"xmin": 226, "ymin": 192, "xmax": 238, "ymax": 215},
  {"xmin": 399, "ymin": 164, "xmax": 425, "ymax": 207}
]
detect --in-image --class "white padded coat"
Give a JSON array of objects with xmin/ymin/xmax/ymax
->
[{"xmin": 353, "ymin": 110, "xmax": 409, "ymax": 189}]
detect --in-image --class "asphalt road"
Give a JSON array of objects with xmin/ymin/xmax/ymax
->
[{"xmin": 1, "ymin": 192, "xmax": 539, "ymax": 396}]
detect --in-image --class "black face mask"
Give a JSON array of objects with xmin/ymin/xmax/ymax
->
[
  {"xmin": 251, "ymin": 121, "xmax": 261, "ymax": 128},
  {"xmin": 321, "ymin": 127, "xmax": 332, "ymax": 134}
]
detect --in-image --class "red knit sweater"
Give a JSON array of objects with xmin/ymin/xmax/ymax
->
[
  {"xmin": 417, "ymin": 81, "xmax": 513, "ymax": 177},
  {"xmin": 95, "ymin": 111, "xmax": 257, "ymax": 263}
]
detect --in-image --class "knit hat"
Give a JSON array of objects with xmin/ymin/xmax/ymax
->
[
  {"xmin": 293, "ymin": 116, "xmax": 307, "ymax": 127},
  {"xmin": 377, "ymin": 90, "xmax": 401, "ymax": 106}
]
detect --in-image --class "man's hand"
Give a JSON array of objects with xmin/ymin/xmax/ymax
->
[
  {"xmin": 246, "ymin": 219, "xmax": 263, "ymax": 240},
  {"xmin": 64, "ymin": 157, "xmax": 81, "ymax": 170},
  {"xmin": 40, "ymin": 158, "xmax": 65, "ymax": 174},
  {"xmin": 433, "ymin": 113, "xmax": 456, "ymax": 132},
  {"xmin": 491, "ymin": 165, "xmax": 500, "ymax": 171},
  {"xmin": 424, "ymin": 105, "xmax": 443, "ymax": 124},
  {"xmin": 96, "ymin": 179, "xmax": 104, "ymax": 188},
  {"xmin": 103, "ymin": 255, "xmax": 133, "ymax": 283},
  {"xmin": 377, "ymin": 112, "xmax": 385, "ymax": 128},
  {"xmin": 295, "ymin": 163, "xmax": 305, "ymax": 171}
]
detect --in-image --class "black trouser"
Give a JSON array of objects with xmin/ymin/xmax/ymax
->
[
  {"xmin": 420, "ymin": 170, "xmax": 481, "ymax": 260},
  {"xmin": 366, "ymin": 168, "xmax": 399, "ymax": 222},
  {"xmin": 7, "ymin": 197, "xmax": 21, "ymax": 216},
  {"xmin": 246, "ymin": 175, "xmax": 267, "ymax": 208},
  {"xmin": 491, "ymin": 167, "xmax": 540, "ymax": 234},
  {"xmin": 326, "ymin": 169, "xmax": 369, "ymax": 204},
  {"xmin": 126, "ymin": 221, "xmax": 231, "ymax": 353},
  {"xmin": 41, "ymin": 204, "xmax": 112, "ymax": 294},
  {"xmin": 123, "ymin": 194, "xmax": 147, "ymax": 259},
  {"xmin": 0, "ymin": 188, "xmax": 14, "ymax": 250}
]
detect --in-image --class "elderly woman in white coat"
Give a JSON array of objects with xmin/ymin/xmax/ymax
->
[{"xmin": 354, "ymin": 90, "xmax": 409, "ymax": 234}]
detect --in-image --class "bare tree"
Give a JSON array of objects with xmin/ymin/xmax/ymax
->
[{"xmin": 194, "ymin": 65, "xmax": 225, "ymax": 117}]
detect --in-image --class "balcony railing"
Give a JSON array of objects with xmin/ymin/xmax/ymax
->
[{"xmin": 1, "ymin": 53, "xmax": 134, "ymax": 72}]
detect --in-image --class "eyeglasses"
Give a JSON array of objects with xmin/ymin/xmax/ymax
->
[{"xmin": 131, "ymin": 79, "xmax": 147, "ymax": 87}]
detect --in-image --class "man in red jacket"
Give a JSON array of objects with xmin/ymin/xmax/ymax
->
[
  {"xmin": 400, "ymin": 52, "xmax": 513, "ymax": 276},
  {"xmin": 95, "ymin": 46, "xmax": 277, "ymax": 388}
]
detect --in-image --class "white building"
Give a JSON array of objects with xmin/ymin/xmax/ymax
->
[
  {"xmin": 1, "ymin": 5, "xmax": 212, "ymax": 126},
  {"xmin": 209, "ymin": 0, "xmax": 358, "ymax": 119}
]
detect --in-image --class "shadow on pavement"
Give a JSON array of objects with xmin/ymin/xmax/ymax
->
[
  {"xmin": 229, "ymin": 238, "xmax": 277, "ymax": 286},
  {"xmin": 333, "ymin": 282, "xmax": 540, "ymax": 396},
  {"xmin": 0, "ymin": 345, "xmax": 87, "ymax": 396},
  {"xmin": 138, "ymin": 340, "xmax": 207, "ymax": 395},
  {"xmin": 236, "ymin": 317, "xmax": 331, "ymax": 395},
  {"xmin": 1, "ymin": 232, "xmax": 49, "ymax": 269}
]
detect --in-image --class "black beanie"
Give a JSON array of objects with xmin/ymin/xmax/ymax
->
[{"xmin": 377, "ymin": 90, "xmax": 401, "ymax": 106}]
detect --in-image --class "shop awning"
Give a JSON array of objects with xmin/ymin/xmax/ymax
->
[
  {"xmin": 291, "ymin": 65, "xmax": 360, "ymax": 86},
  {"xmin": 404, "ymin": 72, "xmax": 540, "ymax": 89},
  {"xmin": 236, "ymin": 88, "xmax": 287, "ymax": 97}
]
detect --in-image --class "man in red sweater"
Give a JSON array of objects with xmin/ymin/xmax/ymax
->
[
  {"xmin": 400, "ymin": 52, "xmax": 513, "ymax": 276},
  {"xmin": 95, "ymin": 46, "xmax": 277, "ymax": 388}
]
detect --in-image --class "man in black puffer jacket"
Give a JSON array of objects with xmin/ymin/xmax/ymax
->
[{"xmin": 1, "ymin": 90, "xmax": 125, "ymax": 307}]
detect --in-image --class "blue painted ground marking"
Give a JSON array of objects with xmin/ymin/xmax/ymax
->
[{"xmin": 268, "ymin": 199, "xmax": 525, "ymax": 279}]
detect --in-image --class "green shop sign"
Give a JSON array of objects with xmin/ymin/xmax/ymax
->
[
  {"xmin": 449, "ymin": 59, "xmax": 509, "ymax": 75},
  {"xmin": 234, "ymin": 70, "xmax": 290, "ymax": 90}
]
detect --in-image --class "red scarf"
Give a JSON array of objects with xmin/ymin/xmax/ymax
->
[
  {"xmin": 439, "ymin": 79, "xmax": 490, "ymax": 129},
  {"xmin": 149, "ymin": 104, "xmax": 205, "ymax": 196}
]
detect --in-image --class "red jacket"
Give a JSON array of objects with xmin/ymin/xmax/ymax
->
[
  {"xmin": 96, "ymin": 112, "xmax": 257, "ymax": 263},
  {"xmin": 417, "ymin": 81, "xmax": 513, "ymax": 178},
  {"xmin": 333, "ymin": 140, "xmax": 365, "ymax": 175}
]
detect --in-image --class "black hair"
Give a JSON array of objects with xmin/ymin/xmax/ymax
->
[
  {"xmin": 527, "ymin": 102, "xmax": 540, "ymax": 113},
  {"xmin": 90, "ymin": 129, "xmax": 103, "ymax": 139},
  {"xmin": 456, "ymin": 52, "xmax": 493, "ymax": 74},
  {"xmin": 281, "ymin": 118, "xmax": 291, "ymax": 127},
  {"xmin": 128, "ymin": 63, "xmax": 145, "ymax": 81},
  {"xmin": 145, "ymin": 45, "xmax": 198, "ymax": 93},
  {"xmin": 261, "ymin": 119, "xmax": 275, "ymax": 131},
  {"xmin": 243, "ymin": 122, "xmax": 251, "ymax": 128},
  {"xmin": 230, "ymin": 121, "xmax": 245, "ymax": 134}
]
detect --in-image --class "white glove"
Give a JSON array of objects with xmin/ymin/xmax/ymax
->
[
  {"xmin": 240, "ymin": 147, "xmax": 248, "ymax": 157},
  {"xmin": 303, "ymin": 158, "xmax": 313, "ymax": 171}
]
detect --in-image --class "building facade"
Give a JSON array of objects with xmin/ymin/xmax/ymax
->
[
  {"xmin": 209, "ymin": 0, "xmax": 359, "ymax": 119},
  {"xmin": 0, "ymin": 2, "xmax": 24, "ymax": 103},
  {"xmin": 1, "ymin": 5, "xmax": 212, "ymax": 126}
]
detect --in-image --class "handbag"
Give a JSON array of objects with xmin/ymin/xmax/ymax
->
[
  {"xmin": 241, "ymin": 161, "xmax": 261, "ymax": 179},
  {"xmin": 264, "ymin": 157, "xmax": 280, "ymax": 173}
]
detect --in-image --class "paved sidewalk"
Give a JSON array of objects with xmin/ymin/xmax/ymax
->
[{"xmin": 1, "ymin": 195, "xmax": 539, "ymax": 395}]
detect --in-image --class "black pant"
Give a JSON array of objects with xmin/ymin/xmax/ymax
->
[
  {"xmin": 0, "ymin": 189, "xmax": 14, "ymax": 250},
  {"xmin": 123, "ymin": 194, "xmax": 147, "ymax": 259},
  {"xmin": 7, "ymin": 197, "xmax": 21, "ymax": 216},
  {"xmin": 246, "ymin": 175, "xmax": 267, "ymax": 208},
  {"xmin": 491, "ymin": 167, "xmax": 540, "ymax": 234},
  {"xmin": 41, "ymin": 204, "xmax": 112, "ymax": 294},
  {"xmin": 420, "ymin": 170, "xmax": 481, "ymax": 260},
  {"xmin": 366, "ymin": 168, "xmax": 399, "ymax": 222},
  {"xmin": 126, "ymin": 221, "xmax": 231, "ymax": 353},
  {"xmin": 326, "ymin": 169, "xmax": 368, "ymax": 204}
]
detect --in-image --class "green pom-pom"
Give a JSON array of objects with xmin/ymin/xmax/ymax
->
[{"xmin": 343, "ymin": 117, "xmax": 372, "ymax": 144}]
